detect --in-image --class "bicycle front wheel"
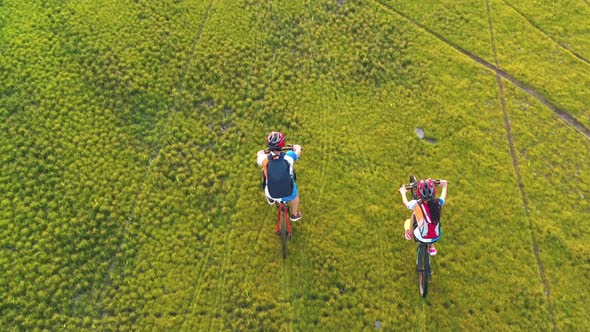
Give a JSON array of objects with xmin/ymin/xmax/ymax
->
[{"xmin": 416, "ymin": 243, "xmax": 430, "ymax": 297}]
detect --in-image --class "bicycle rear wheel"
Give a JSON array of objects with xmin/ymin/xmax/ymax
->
[
  {"xmin": 416, "ymin": 243, "xmax": 430, "ymax": 297},
  {"xmin": 280, "ymin": 206, "xmax": 288, "ymax": 259},
  {"xmin": 409, "ymin": 175, "xmax": 419, "ymax": 200}
]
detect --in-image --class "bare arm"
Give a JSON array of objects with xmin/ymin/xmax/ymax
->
[
  {"xmin": 439, "ymin": 180, "xmax": 448, "ymax": 201},
  {"xmin": 292, "ymin": 144, "xmax": 302, "ymax": 157},
  {"xmin": 399, "ymin": 186, "xmax": 409, "ymax": 206},
  {"xmin": 256, "ymin": 150, "xmax": 267, "ymax": 166}
]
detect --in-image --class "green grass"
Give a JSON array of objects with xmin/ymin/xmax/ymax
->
[
  {"xmin": 0, "ymin": 0, "xmax": 588, "ymax": 330},
  {"xmin": 500, "ymin": 0, "xmax": 590, "ymax": 59}
]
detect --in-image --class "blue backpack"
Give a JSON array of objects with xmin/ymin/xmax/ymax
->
[{"xmin": 261, "ymin": 152, "xmax": 294, "ymax": 198}]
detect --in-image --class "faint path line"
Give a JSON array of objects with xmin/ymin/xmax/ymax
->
[
  {"xmin": 255, "ymin": 208, "xmax": 272, "ymax": 246},
  {"xmin": 501, "ymin": 0, "xmax": 590, "ymax": 65},
  {"xmin": 372, "ymin": 0, "xmax": 590, "ymax": 140},
  {"xmin": 254, "ymin": 48, "xmax": 279, "ymax": 248},
  {"xmin": 281, "ymin": 251, "xmax": 294, "ymax": 331},
  {"xmin": 417, "ymin": 300, "xmax": 427, "ymax": 332},
  {"xmin": 120, "ymin": 0, "xmax": 215, "ymax": 325},
  {"xmin": 209, "ymin": 229, "xmax": 233, "ymax": 331},
  {"xmin": 183, "ymin": 237, "xmax": 214, "ymax": 331},
  {"xmin": 289, "ymin": 2, "xmax": 315, "ymax": 326},
  {"xmin": 485, "ymin": 2, "xmax": 558, "ymax": 331},
  {"xmin": 318, "ymin": 83, "xmax": 334, "ymax": 198},
  {"xmin": 339, "ymin": 90, "xmax": 386, "ymax": 298},
  {"xmin": 173, "ymin": 0, "xmax": 215, "ymax": 112},
  {"xmin": 127, "ymin": 0, "xmax": 215, "ymax": 229},
  {"xmin": 376, "ymin": 208, "xmax": 387, "ymax": 318},
  {"xmin": 94, "ymin": 0, "xmax": 216, "ymax": 315}
]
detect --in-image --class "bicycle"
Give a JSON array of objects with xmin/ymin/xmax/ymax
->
[
  {"xmin": 260, "ymin": 145, "xmax": 297, "ymax": 259},
  {"xmin": 402, "ymin": 175, "xmax": 442, "ymax": 298}
]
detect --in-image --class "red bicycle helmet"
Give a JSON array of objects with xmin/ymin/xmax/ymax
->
[
  {"xmin": 417, "ymin": 179, "xmax": 437, "ymax": 200},
  {"xmin": 266, "ymin": 131, "xmax": 285, "ymax": 150}
]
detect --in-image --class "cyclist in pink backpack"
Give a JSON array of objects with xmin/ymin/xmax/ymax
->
[
  {"xmin": 399, "ymin": 179, "xmax": 448, "ymax": 256},
  {"xmin": 257, "ymin": 132, "xmax": 303, "ymax": 221}
]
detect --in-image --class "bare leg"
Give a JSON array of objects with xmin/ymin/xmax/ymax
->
[
  {"xmin": 409, "ymin": 214, "xmax": 417, "ymax": 233},
  {"xmin": 288, "ymin": 195, "xmax": 299, "ymax": 215},
  {"xmin": 404, "ymin": 214, "xmax": 416, "ymax": 239},
  {"xmin": 404, "ymin": 218, "xmax": 412, "ymax": 232}
]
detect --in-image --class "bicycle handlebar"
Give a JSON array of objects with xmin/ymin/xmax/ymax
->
[
  {"xmin": 263, "ymin": 144, "xmax": 299, "ymax": 154},
  {"xmin": 402, "ymin": 179, "xmax": 442, "ymax": 190}
]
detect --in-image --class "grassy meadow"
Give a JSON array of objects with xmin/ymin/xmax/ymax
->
[{"xmin": 0, "ymin": 0, "xmax": 588, "ymax": 330}]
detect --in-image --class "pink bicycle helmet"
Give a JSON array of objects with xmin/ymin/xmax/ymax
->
[
  {"xmin": 266, "ymin": 131, "xmax": 285, "ymax": 150},
  {"xmin": 417, "ymin": 179, "xmax": 437, "ymax": 200}
]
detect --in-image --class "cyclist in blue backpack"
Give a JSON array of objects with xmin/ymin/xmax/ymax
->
[{"xmin": 257, "ymin": 132, "xmax": 303, "ymax": 221}]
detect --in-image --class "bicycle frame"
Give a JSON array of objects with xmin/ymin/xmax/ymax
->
[
  {"xmin": 275, "ymin": 202, "xmax": 292, "ymax": 235},
  {"xmin": 275, "ymin": 201, "xmax": 291, "ymax": 259}
]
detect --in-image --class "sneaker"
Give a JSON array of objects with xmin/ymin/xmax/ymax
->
[
  {"xmin": 290, "ymin": 211, "xmax": 302, "ymax": 222},
  {"xmin": 429, "ymin": 247, "xmax": 437, "ymax": 256},
  {"xmin": 266, "ymin": 197, "xmax": 275, "ymax": 205},
  {"xmin": 405, "ymin": 229, "xmax": 413, "ymax": 240}
]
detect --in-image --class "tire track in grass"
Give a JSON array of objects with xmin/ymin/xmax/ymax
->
[
  {"xmin": 288, "ymin": 6, "xmax": 319, "ymax": 326},
  {"xmin": 371, "ymin": 0, "xmax": 590, "ymax": 141},
  {"xmin": 137, "ymin": 0, "xmax": 215, "ymax": 326},
  {"xmin": 288, "ymin": 77, "xmax": 329, "ymax": 331},
  {"xmin": 209, "ymin": 228, "xmax": 234, "ymax": 331},
  {"xmin": 312, "ymin": 81, "xmax": 334, "ymax": 327},
  {"xmin": 127, "ymin": 0, "xmax": 214, "ymax": 226},
  {"xmin": 282, "ymin": 86, "xmax": 319, "ymax": 330},
  {"xmin": 279, "ymin": 80, "xmax": 296, "ymax": 327},
  {"xmin": 357, "ymin": 4, "xmax": 431, "ymax": 324},
  {"xmin": 296, "ymin": 79, "xmax": 335, "ymax": 328},
  {"xmin": 418, "ymin": 300, "xmax": 427, "ymax": 332},
  {"xmin": 281, "ymin": 249, "xmax": 294, "ymax": 331},
  {"xmin": 173, "ymin": 0, "xmax": 216, "ymax": 108},
  {"xmin": 183, "ymin": 237, "xmax": 214, "ymax": 331},
  {"xmin": 500, "ymin": 0, "xmax": 590, "ymax": 66},
  {"xmin": 244, "ymin": 8, "xmax": 296, "ymax": 322},
  {"xmin": 209, "ymin": 2, "xmax": 295, "ymax": 328},
  {"xmin": 255, "ymin": 204, "xmax": 276, "ymax": 247},
  {"xmin": 95, "ymin": 0, "xmax": 215, "ymax": 314},
  {"xmin": 317, "ymin": 93, "xmax": 332, "ymax": 200},
  {"xmin": 339, "ymin": 90, "xmax": 391, "ymax": 324},
  {"xmin": 125, "ymin": 0, "xmax": 215, "ymax": 244},
  {"xmin": 254, "ymin": 49, "xmax": 279, "ymax": 250},
  {"xmin": 284, "ymin": 7, "xmax": 335, "ymax": 323},
  {"xmin": 285, "ymin": 6, "xmax": 349, "ymax": 326},
  {"xmin": 484, "ymin": 1, "xmax": 558, "ymax": 330}
]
